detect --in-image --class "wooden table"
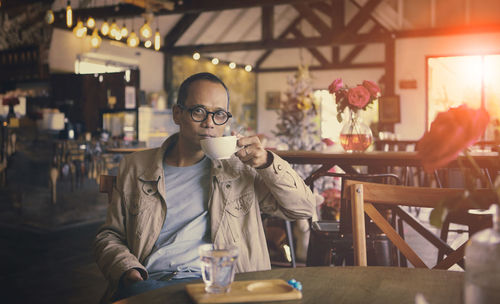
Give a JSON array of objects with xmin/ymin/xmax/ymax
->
[{"xmin": 114, "ymin": 266, "xmax": 464, "ymax": 304}]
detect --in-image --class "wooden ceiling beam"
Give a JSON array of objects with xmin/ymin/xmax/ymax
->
[
  {"xmin": 167, "ymin": 31, "xmax": 389, "ymax": 54},
  {"xmin": 334, "ymin": 0, "xmax": 382, "ymax": 38},
  {"xmin": 341, "ymin": 24, "xmax": 382, "ymax": 65},
  {"xmin": 255, "ymin": 61, "xmax": 385, "ymax": 73},
  {"xmin": 289, "ymin": 27, "xmax": 330, "ymax": 66},
  {"xmin": 255, "ymin": 16, "xmax": 302, "ymax": 68},
  {"xmin": 262, "ymin": 6, "xmax": 274, "ymax": 41},
  {"xmin": 395, "ymin": 23, "xmax": 500, "ymax": 38},
  {"xmin": 349, "ymin": 0, "xmax": 390, "ymax": 33},
  {"xmin": 164, "ymin": 13, "xmax": 200, "ymax": 48},
  {"xmin": 330, "ymin": 0, "xmax": 344, "ymax": 65},
  {"xmin": 292, "ymin": 3, "xmax": 331, "ymax": 36}
]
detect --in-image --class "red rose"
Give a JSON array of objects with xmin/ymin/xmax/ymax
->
[
  {"xmin": 362, "ymin": 80, "xmax": 381, "ymax": 97},
  {"xmin": 347, "ymin": 85, "xmax": 370, "ymax": 108},
  {"xmin": 417, "ymin": 105, "xmax": 490, "ymax": 173},
  {"xmin": 328, "ymin": 78, "xmax": 343, "ymax": 94}
]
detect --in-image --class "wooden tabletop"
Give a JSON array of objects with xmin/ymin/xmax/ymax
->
[
  {"xmin": 114, "ymin": 266, "xmax": 464, "ymax": 304},
  {"xmin": 274, "ymin": 150, "xmax": 499, "ymax": 169}
]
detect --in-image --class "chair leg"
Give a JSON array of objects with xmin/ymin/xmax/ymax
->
[
  {"xmin": 397, "ymin": 217, "xmax": 407, "ymax": 267},
  {"xmin": 437, "ymin": 219, "xmax": 451, "ymax": 263},
  {"xmin": 285, "ymin": 220, "xmax": 296, "ymax": 268}
]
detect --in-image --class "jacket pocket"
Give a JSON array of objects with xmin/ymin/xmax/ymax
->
[{"xmin": 225, "ymin": 191, "xmax": 254, "ymax": 217}]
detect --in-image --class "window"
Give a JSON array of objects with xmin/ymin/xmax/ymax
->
[{"xmin": 427, "ymin": 54, "xmax": 500, "ymax": 140}]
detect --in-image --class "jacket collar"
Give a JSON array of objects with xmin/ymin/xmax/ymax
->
[{"xmin": 138, "ymin": 134, "xmax": 177, "ymax": 182}]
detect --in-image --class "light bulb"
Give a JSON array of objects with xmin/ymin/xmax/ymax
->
[
  {"xmin": 90, "ymin": 29, "xmax": 102, "ymax": 48},
  {"xmin": 45, "ymin": 10, "xmax": 54, "ymax": 24},
  {"xmin": 66, "ymin": 1, "xmax": 73, "ymax": 28},
  {"xmin": 114, "ymin": 30, "xmax": 122, "ymax": 41},
  {"xmin": 229, "ymin": 62, "xmax": 236, "ymax": 69},
  {"xmin": 86, "ymin": 17, "xmax": 95, "ymax": 29},
  {"xmin": 245, "ymin": 65, "xmax": 252, "ymax": 72},
  {"xmin": 212, "ymin": 58, "xmax": 219, "ymax": 65},
  {"xmin": 154, "ymin": 30, "xmax": 161, "ymax": 51},
  {"xmin": 140, "ymin": 21, "xmax": 152, "ymax": 39},
  {"xmin": 144, "ymin": 40, "xmax": 152, "ymax": 48},
  {"xmin": 73, "ymin": 20, "xmax": 87, "ymax": 38},
  {"xmin": 193, "ymin": 52, "xmax": 200, "ymax": 60},
  {"xmin": 100, "ymin": 21, "xmax": 110, "ymax": 36},
  {"xmin": 109, "ymin": 20, "xmax": 119, "ymax": 38},
  {"xmin": 127, "ymin": 32, "xmax": 139, "ymax": 47},
  {"xmin": 120, "ymin": 24, "xmax": 128, "ymax": 38}
]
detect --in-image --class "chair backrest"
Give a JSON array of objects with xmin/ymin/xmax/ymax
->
[
  {"xmin": 343, "ymin": 180, "xmax": 493, "ymax": 269},
  {"xmin": 99, "ymin": 175, "xmax": 116, "ymax": 204}
]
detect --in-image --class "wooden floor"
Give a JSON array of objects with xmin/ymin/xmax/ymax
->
[{"xmin": 0, "ymin": 221, "xmax": 107, "ymax": 304}]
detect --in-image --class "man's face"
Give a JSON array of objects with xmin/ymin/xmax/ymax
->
[{"xmin": 173, "ymin": 80, "xmax": 229, "ymax": 149}]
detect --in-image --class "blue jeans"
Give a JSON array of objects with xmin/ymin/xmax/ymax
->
[{"xmin": 112, "ymin": 277, "xmax": 197, "ymax": 301}]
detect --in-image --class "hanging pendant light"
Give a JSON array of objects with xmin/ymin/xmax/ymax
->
[
  {"xmin": 101, "ymin": 20, "xmax": 110, "ymax": 36},
  {"xmin": 154, "ymin": 28, "xmax": 161, "ymax": 51},
  {"xmin": 144, "ymin": 40, "xmax": 152, "ymax": 48},
  {"xmin": 140, "ymin": 19, "xmax": 152, "ymax": 39},
  {"xmin": 45, "ymin": 10, "xmax": 55, "ymax": 24},
  {"xmin": 86, "ymin": 16, "xmax": 96, "ymax": 29},
  {"xmin": 73, "ymin": 20, "xmax": 87, "ymax": 38},
  {"xmin": 66, "ymin": 0, "xmax": 73, "ymax": 28},
  {"xmin": 90, "ymin": 29, "xmax": 102, "ymax": 48},
  {"xmin": 109, "ymin": 19, "xmax": 119, "ymax": 39},
  {"xmin": 127, "ymin": 31, "xmax": 139, "ymax": 48},
  {"xmin": 120, "ymin": 21, "xmax": 129, "ymax": 38}
]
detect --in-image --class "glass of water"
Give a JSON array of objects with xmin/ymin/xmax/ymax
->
[{"xmin": 198, "ymin": 244, "xmax": 239, "ymax": 293}]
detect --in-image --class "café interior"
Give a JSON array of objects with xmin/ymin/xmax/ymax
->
[{"xmin": 1, "ymin": 0, "xmax": 500, "ymax": 303}]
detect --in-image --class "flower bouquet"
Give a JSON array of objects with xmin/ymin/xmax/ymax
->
[
  {"xmin": 328, "ymin": 78, "xmax": 380, "ymax": 152},
  {"xmin": 328, "ymin": 78, "xmax": 381, "ymax": 123}
]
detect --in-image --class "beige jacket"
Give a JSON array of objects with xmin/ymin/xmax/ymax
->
[{"xmin": 94, "ymin": 134, "xmax": 315, "ymax": 302}]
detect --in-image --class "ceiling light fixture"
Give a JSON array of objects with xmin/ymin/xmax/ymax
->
[
  {"xmin": 212, "ymin": 58, "xmax": 219, "ymax": 65},
  {"xmin": 144, "ymin": 40, "xmax": 152, "ymax": 48},
  {"xmin": 154, "ymin": 29, "xmax": 161, "ymax": 51},
  {"xmin": 66, "ymin": 0, "xmax": 73, "ymax": 28},
  {"xmin": 229, "ymin": 62, "xmax": 236, "ymax": 69},
  {"xmin": 45, "ymin": 10, "xmax": 54, "ymax": 24},
  {"xmin": 90, "ymin": 29, "xmax": 102, "ymax": 48},
  {"xmin": 73, "ymin": 20, "xmax": 87, "ymax": 38},
  {"xmin": 245, "ymin": 65, "xmax": 252, "ymax": 72},
  {"xmin": 101, "ymin": 20, "xmax": 110, "ymax": 36},
  {"xmin": 86, "ymin": 16, "xmax": 96, "ymax": 29},
  {"xmin": 193, "ymin": 52, "xmax": 200, "ymax": 60},
  {"xmin": 120, "ymin": 21, "xmax": 129, "ymax": 38},
  {"xmin": 140, "ymin": 19, "xmax": 152, "ymax": 39},
  {"xmin": 127, "ymin": 31, "xmax": 139, "ymax": 48},
  {"xmin": 109, "ymin": 19, "xmax": 119, "ymax": 38}
]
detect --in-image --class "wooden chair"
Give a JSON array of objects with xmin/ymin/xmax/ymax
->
[
  {"xmin": 344, "ymin": 180, "xmax": 493, "ymax": 269},
  {"xmin": 99, "ymin": 175, "xmax": 116, "ymax": 204}
]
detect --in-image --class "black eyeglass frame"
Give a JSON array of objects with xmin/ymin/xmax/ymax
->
[{"xmin": 177, "ymin": 104, "xmax": 232, "ymax": 125}]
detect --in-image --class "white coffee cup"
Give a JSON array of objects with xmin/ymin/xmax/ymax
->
[{"xmin": 200, "ymin": 136, "xmax": 238, "ymax": 160}]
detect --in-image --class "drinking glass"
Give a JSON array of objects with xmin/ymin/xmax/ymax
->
[{"xmin": 198, "ymin": 244, "xmax": 239, "ymax": 293}]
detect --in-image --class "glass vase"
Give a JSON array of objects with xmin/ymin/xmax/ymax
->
[
  {"xmin": 464, "ymin": 204, "xmax": 500, "ymax": 303},
  {"xmin": 339, "ymin": 110, "xmax": 373, "ymax": 152}
]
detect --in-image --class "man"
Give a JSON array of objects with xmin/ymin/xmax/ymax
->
[{"xmin": 94, "ymin": 72, "xmax": 315, "ymax": 302}]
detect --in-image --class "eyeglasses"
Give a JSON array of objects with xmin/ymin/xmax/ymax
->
[{"xmin": 177, "ymin": 104, "xmax": 232, "ymax": 125}]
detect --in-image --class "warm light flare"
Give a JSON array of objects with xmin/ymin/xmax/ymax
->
[
  {"xmin": 86, "ymin": 17, "xmax": 95, "ymax": 29},
  {"xmin": 144, "ymin": 40, "xmax": 152, "ymax": 48},
  {"xmin": 90, "ymin": 29, "xmax": 102, "ymax": 48},
  {"xmin": 127, "ymin": 31, "xmax": 139, "ymax": 47},
  {"xmin": 245, "ymin": 65, "xmax": 252, "ymax": 72},
  {"xmin": 211, "ymin": 58, "xmax": 219, "ymax": 65},
  {"xmin": 140, "ymin": 21, "xmax": 152, "ymax": 39},
  {"xmin": 193, "ymin": 52, "xmax": 200, "ymax": 60}
]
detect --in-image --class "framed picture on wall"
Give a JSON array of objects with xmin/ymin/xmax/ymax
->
[
  {"xmin": 265, "ymin": 91, "xmax": 281, "ymax": 110},
  {"xmin": 379, "ymin": 95, "xmax": 401, "ymax": 123}
]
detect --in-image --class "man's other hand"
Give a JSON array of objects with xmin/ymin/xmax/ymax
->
[{"xmin": 122, "ymin": 268, "xmax": 144, "ymax": 287}]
